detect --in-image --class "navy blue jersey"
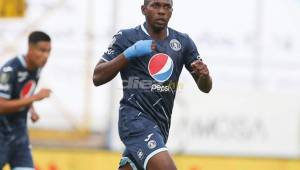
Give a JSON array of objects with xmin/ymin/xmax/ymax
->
[
  {"xmin": 0, "ymin": 55, "xmax": 41, "ymax": 132},
  {"xmin": 102, "ymin": 23, "xmax": 200, "ymax": 141}
]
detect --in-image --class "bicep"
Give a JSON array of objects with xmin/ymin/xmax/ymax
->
[
  {"xmin": 0, "ymin": 97, "xmax": 8, "ymax": 104},
  {"xmin": 0, "ymin": 97, "xmax": 9, "ymax": 113}
]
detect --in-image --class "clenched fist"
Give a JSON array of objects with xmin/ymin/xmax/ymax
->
[
  {"xmin": 33, "ymin": 88, "xmax": 51, "ymax": 101},
  {"xmin": 191, "ymin": 60, "xmax": 210, "ymax": 79}
]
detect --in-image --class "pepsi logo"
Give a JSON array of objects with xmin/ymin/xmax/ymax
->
[
  {"xmin": 148, "ymin": 53, "xmax": 174, "ymax": 82},
  {"xmin": 20, "ymin": 80, "xmax": 36, "ymax": 98}
]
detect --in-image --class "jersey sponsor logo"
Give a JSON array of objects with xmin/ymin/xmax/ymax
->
[
  {"xmin": 0, "ymin": 72, "xmax": 11, "ymax": 91},
  {"xmin": 20, "ymin": 80, "xmax": 36, "ymax": 98},
  {"xmin": 170, "ymin": 39, "xmax": 181, "ymax": 51},
  {"xmin": 0, "ymin": 72, "xmax": 10, "ymax": 84},
  {"xmin": 148, "ymin": 53, "xmax": 174, "ymax": 83},
  {"xmin": 151, "ymin": 84, "xmax": 173, "ymax": 92}
]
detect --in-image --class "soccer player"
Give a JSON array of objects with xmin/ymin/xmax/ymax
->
[
  {"xmin": 93, "ymin": 0, "xmax": 212, "ymax": 169},
  {"xmin": 0, "ymin": 31, "xmax": 52, "ymax": 170}
]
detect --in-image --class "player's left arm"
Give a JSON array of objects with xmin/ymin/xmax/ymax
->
[
  {"xmin": 183, "ymin": 35, "xmax": 212, "ymax": 93},
  {"xmin": 190, "ymin": 60, "xmax": 212, "ymax": 93}
]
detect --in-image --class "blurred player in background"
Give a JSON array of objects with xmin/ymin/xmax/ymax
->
[
  {"xmin": 0, "ymin": 31, "xmax": 52, "ymax": 170},
  {"xmin": 93, "ymin": 0, "xmax": 212, "ymax": 169}
]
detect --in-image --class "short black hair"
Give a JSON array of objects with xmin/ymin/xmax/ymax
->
[
  {"xmin": 144, "ymin": 0, "xmax": 173, "ymax": 6},
  {"xmin": 28, "ymin": 31, "xmax": 51, "ymax": 44},
  {"xmin": 144, "ymin": 0, "xmax": 150, "ymax": 6}
]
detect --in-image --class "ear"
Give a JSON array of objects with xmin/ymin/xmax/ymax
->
[{"xmin": 141, "ymin": 5, "xmax": 146, "ymax": 15}]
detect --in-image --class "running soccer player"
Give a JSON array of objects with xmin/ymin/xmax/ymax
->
[
  {"xmin": 0, "ymin": 31, "xmax": 52, "ymax": 170},
  {"xmin": 93, "ymin": 0, "xmax": 212, "ymax": 169}
]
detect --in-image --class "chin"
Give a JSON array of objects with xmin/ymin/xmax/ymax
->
[
  {"xmin": 37, "ymin": 63, "xmax": 45, "ymax": 68},
  {"xmin": 153, "ymin": 24, "xmax": 167, "ymax": 32}
]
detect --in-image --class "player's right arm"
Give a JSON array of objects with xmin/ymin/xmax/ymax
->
[
  {"xmin": 0, "ymin": 88, "xmax": 51, "ymax": 114},
  {"xmin": 0, "ymin": 65, "xmax": 51, "ymax": 114},
  {"xmin": 93, "ymin": 54, "xmax": 128, "ymax": 86},
  {"xmin": 93, "ymin": 31, "xmax": 154, "ymax": 86}
]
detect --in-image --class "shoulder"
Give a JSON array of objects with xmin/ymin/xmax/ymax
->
[
  {"xmin": 121, "ymin": 27, "xmax": 138, "ymax": 33},
  {"xmin": 0, "ymin": 56, "xmax": 20, "ymax": 73},
  {"xmin": 110, "ymin": 26, "xmax": 142, "ymax": 47},
  {"xmin": 169, "ymin": 27, "xmax": 192, "ymax": 40},
  {"xmin": 117, "ymin": 26, "xmax": 141, "ymax": 40},
  {"xmin": 0, "ymin": 57, "xmax": 19, "ymax": 85},
  {"xmin": 168, "ymin": 28, "xmax": 195, "ymax": 45},
  {"xmin": 168, "ymin": 28, "xmax": 197, "ymax": 52}
]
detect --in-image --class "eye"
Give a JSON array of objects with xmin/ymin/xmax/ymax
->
[
  {"xmin": 164, "ymin": 5, "xmax": 172, "ymax": 10},
  {"xmin": 151, "ymin": 3, "xmax": 160, "ymax": 8}
]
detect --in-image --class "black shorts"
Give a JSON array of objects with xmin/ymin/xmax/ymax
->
[
  {"xmin": 118, "ymin": 106, "xmax": 168, "ymax": 170},
  {"xmin": 0, "ymin": 130, "xmax": 34, "ymax": 169}
]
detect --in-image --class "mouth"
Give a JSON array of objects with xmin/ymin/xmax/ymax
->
[{"xmin": 155, "ymin": 19, "xmax": 167, "ymax": 26}]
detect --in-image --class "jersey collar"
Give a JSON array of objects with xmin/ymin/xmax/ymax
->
[
  {"xmin": 141, "ymin": 23, "xmax": 169, "ymax": 37},
  {"xmin": 17, "ymin": 55, "xmax": 27, "ymax": 68},
  {"xmin": 18, "ymin": 55, "xmax": 42, "ymax": 74}
]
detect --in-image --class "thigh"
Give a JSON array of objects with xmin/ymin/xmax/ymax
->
[
  {"xmin": 119, "ymin": 147, "xmax": 176, "ymax": 170},
  {"xmin": 118, "ymin": 164, "xmax": 132, "ymax": 170},
  {"xmin": 146, "ymin": 150, "xmax": 177, "ymax": 170},
  {"xmin": 9, "ymin": 134, "xmax": 34, "ymax": 169}
]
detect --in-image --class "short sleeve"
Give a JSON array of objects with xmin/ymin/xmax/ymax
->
[
  {"xmin": 101, "ymin": 30, "xmax": 130, "ymax": 62},
  {"xmin": 183, "ymin": 35, "xmax": 201, "ymax": 72},
  {"xmin": 0, "ymin": 66, "xmax": 15, "ymax": 99}
]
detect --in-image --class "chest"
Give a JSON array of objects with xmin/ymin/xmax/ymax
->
[{"xmin": 14, "ymin": 71, "xmax": 38, "ymax": 98}]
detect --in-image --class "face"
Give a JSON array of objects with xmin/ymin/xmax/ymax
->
[
  {"xmin": 28, "ymin": 41, "xmax": 51, "ymax": 69},
  {"xmin": 142, "ymin": 0, "xmax": 173, "ymax": 32}
]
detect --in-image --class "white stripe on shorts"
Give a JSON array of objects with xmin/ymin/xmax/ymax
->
[
  {"xmin": 13, "ymin": 167, "xmax": 35, "ymax": 170},
  {"xmin": 120, "ymin": 157, "xmax": 138, "ymax": 170}
]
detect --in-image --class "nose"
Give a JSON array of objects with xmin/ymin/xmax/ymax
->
[
  {"xmin": 158, "ymin": 6, "xmax": 166, "ymax": 15},
  {"xmin": 43, "ymin": 53, "xmax": 48, "ymax": 59},
  {"xmin": 42, "ymin": 52, "xmax": 50, "ymax": 61}
]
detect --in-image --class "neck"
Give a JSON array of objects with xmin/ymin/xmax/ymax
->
[
  {"xmin": 145, "ymin": 22, "xmax": 168, "ymax": 41},
  {"xmin": 25, "ymin": 54, "xmax": 36, "ymax": 71}
]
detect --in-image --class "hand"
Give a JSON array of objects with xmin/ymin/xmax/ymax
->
[
  {"xmin": 33, "ymin": 88, "xmax": 51, "ymax": 101},
  {"xmin": 30, "ymin": 111, "xmax": 40, "ymax": 123},
  {"xmin": 123, "ymin": 40, "xmax": 155, "ymax": 59},
  {"xmin": 191, "ymin": 60, "xmax": 210, "ymax": 79}
]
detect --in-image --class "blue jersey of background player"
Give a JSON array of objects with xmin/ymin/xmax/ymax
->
[
  {"xmin": 0, "ymin": 31, "xmax": 51, "ymax": 170},
  {"xmin": 93, "ymin": 0, "xmax": 212, "ymax": 170}
]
